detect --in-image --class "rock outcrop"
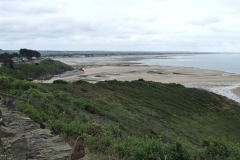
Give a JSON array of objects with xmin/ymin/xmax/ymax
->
[
  {"xmin": 0, "ymin": 108, "xmax": 3, "ymax": 125},
  {"xmin": 0, "ymin": 100, "xmax": 73, "ymax": 160},
  {"xmin": 71, "ymin": 137, "xmax": 85, "ymax": 160}
]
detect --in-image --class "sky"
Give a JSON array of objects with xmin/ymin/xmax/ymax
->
[{"xmin": 0, "ymin": 0, "xmax": 240, "ymax": 52}]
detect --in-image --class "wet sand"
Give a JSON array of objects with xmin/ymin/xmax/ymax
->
[
  {"xmin": 232, "ymin": 87, "xmax": 240, "ymax": 98},
  {"xmin": 38, "ymin": 55, "xmax": 240, "ymax": 103}
]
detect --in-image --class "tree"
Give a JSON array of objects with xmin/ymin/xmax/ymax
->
[
  {"xmin": 0, "ymin": 53, "xmax": 16, "ymax": 69},
  {"xmin": 19, "ymin": 49, "xmax": 41, "ymax": 59},
  {"xmin": 1, "ymin": 57, "xmax": 14, "ymax": 69}
]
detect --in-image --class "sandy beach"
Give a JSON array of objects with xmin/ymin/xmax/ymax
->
[
  {"xmin": 39, "ymin": 55, "xmax": 240, "ymax": 103},
  {"xmin": 233, "ymin": 88, "xmax": 240, "ymax": 98}
]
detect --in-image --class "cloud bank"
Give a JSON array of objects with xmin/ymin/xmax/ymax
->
[{"xmin": 0, "ymin": 0, "xmax": 240, "ymax": 51}]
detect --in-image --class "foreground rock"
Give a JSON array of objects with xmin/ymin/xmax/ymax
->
[
  {"xmin": 0, "ymin": 103, "xmax": 73, "ymax": 159},
  {"xmin": 71, "ymin": 137, "xmax": 85, "ymax": 160}
]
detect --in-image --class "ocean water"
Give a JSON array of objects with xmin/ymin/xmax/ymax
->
[{"xmin": 138, "ymin": 53, "xmax": 240, "ymax": 74}]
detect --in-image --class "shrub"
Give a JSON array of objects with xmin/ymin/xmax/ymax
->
[
  {"xmin": 86, "ymin": 135, "xmax": 113, "ymax": 153},
  {"xmin": 133, "ymin": 139, "xmax": 165, "ymax": 160},
  {"xmin": 17, "ymin": 102, "xmax": 42, "ymax": 123},
  {"xmin": 53, "ymin": 80, "xmax": 69, "ymax": 84},
  {"xmin": 84, "ymin": 104, "xmax": 98, "ymax": 114},
  {"xmin": 138, "ymin": 78, "xmax": 145, "ymax": 82},
  {"xmin": 73, "ymin": 80, "xmax": 90, "ymax": 85},
  {"xmin": 0, "ymin": 59, "xmax": 73, "ymax": 80},
  {"xmin": 165, "ymin": 143, "xmax": 191, "ymax": 160},
  {"xmin": 203, "ymin": 141, "xmax": 229, "ymax": 159}
]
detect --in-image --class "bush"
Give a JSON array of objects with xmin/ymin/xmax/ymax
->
[
  {"xmin": 73, "ymin": 80, "xmax": 90, "ymax": 85},
  {"xmin": 138, "ymin": 78, "xmax": 145, "ymax": 82},
  {"xmin": 86, "ymin": 135, "xmax": 113, "ymax": 153},
  {"xmin": 133, "ymin": 140, "xmax": 165, "ymax": 160},
  {"xmin": 165, "ymin": 143, "xmax": 191, "ymax": 160},
  {"xmin": 0, "ymin": 59, "xmax": 73, "ymax": 80},
  {"xmin": 53, "ymin": 80, "xmax": 69, "ymax": 84},
  {"xmin": 198, "ymin": 140, "xmax": 240, "ymax": 160},
  {"xmin": 116, "ymin": 137, "xmax": 192, "ymax": 160},
  {"xmin": 0, "ymin": 76, "xmax": 12, "ymax": 90},
  {"xmin": 202, "ymin": 141, "xmax": 229, "ymax": 159},
  {"xmin": 17, "ymin": 102, "xmax": 42, "ymax": 123}
]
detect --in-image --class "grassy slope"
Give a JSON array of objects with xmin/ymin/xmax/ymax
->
[
  {"xmin": 1, "ymin": 77, "xmax": 240, "ymax": 159},
  {"xmin": 0, "ymin": 59, "xmax": 73, "ymax": 80}
]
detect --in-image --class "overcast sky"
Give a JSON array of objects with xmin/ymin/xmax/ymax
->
[{"xmin": 0, "ymin": 0, "xmax": 240, "ymax": 51}]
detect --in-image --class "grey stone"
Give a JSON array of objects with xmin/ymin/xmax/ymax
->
[
  {"xmin": 0, "ymin": 126, "xmax": 16, "ymax": 137},
  {"xmin": 6, "ymin": 100, "xmax": 16, "ymax": 111},
  {"xmin": 0, "ymin": 109, "xmax": 2, "ymax": 125},
  {"xmin": 0, "ymin": 102, "xmax": 73, "ymax": 160},
  {"xmin": 11, "ymin": 136, "xmax": 28, "ymax": 160},
  {"xmin": 71, "ymin": 137, "xmax": 85, "ymax": 160}
]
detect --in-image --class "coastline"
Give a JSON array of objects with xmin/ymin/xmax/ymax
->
[{"xmin": 38, "ymin": 55, "xmax": 240, "ymax": 103}]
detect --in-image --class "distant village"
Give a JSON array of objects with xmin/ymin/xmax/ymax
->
[{"xmin": 0, "ymin": 49, "xmax": 42, "ymax": 68}]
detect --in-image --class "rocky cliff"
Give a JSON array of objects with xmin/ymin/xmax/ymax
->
[{"xmin": 0, "ymin": 96, "xmax": 86, "ymax": 160}]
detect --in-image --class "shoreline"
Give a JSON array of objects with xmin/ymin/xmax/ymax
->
[{"xmin": 38, "ymin": 55, "xmax": 240, "ymax": 103}]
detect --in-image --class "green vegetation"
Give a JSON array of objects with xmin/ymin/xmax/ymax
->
[
  {"xmin": 0, "ymin": 53, "xmax": 16, "ymax": 68},
  {"xmin": 0, "ymin": 59, "xmax": 73, "ymax": 80},
  {"xmin": 0, "ymin": 49, "xmax": 41, "ymax": 68},
  {"xmin": 19, "ymin": 48, "xmax": 41, "ymax": 59},
  {"xmin": 0, "ymin": 75, "xmax": 240, "ymax": 159}
]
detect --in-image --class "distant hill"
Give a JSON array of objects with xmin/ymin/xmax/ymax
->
[
  {"xmin": 1, "ymin": 50, "xmax": 222, "ymax": 57},
  {"xmin": 0, "ymin": 59, "xmax": 73, "ymax": 80}
]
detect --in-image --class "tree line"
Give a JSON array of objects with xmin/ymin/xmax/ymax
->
[{"xmin": 0, "ymin": 49, "xmax": 41, "ymax": 68}]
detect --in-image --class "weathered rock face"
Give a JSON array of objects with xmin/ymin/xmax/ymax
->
[
  {"xmin": 11, "ymin": 136, "xmax": 28, "ymax": 160},
  {"xmin": 6, "ymin": 100, "xmax": 16, "ymax": 111},
  {"xmin": 71, "ymin": 137, "xmax": 85, "ymax": 160},
  {"xmin": 0, "ymin": 126, "xmax": 16, "ymax": 137},
  {"xmin": 0, "ymin": 109, "xmax": 3, "ymax": 125},
  {"xmin": 0, "ymin": 101, "xmax": 72, "ymax": 160}
]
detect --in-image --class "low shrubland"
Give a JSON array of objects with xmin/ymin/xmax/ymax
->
[
  {"xmin": 0, "ymin": 59, "xmax": 73, "ymax": 80},
  {"xmin": 0, "ymin": 76, "xmax": 240, "ymax": 159}
]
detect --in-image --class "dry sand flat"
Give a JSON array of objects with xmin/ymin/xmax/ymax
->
[
  {"xmin": 39, "ymin": 65, "xmax": 240, "ymax": 84},
  {"xmin": 81, "ymin": 65, "xmax": 240, "ymax": 83},
  {"xmin": 53, "ymin": 55, "xmax": 162, "ymax": 66}
]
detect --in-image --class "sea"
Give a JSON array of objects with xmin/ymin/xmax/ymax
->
[
  {"xmin": 6, "ymin": 50, "xmax": 238, "ymax": 74},
  {"xmin": 137, "ymin": 53, "xmax": 240, "ymax": 74}
]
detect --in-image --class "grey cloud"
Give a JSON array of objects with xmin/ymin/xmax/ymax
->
[
  {"xmin": 0, "ymin": 16, "xmax": 110, "ymax": 41},
  {"xmin": 0, "ymin": 0, "xmax": 59, "ymax": 16},
  {"xmin": 0, "ymin": 0, "xmax": 240, "ymax": 51},
  {"xmin": 189, "ymin": 17, "xmax": 220, "ymax": 26}
]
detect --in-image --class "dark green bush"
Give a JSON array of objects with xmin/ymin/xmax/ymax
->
[
  {"xmin": 165, "ymin": 143, "xmax": 191, "ymax": 160},
  {"xmin": 198, "ymin": 140, "xmax": 240, "ymax": 160},
  {"xmin": 53, "ymin": 80, "xmax": 69, "ymax": 84},
  {"xmin": 73, "ymin": 80, "xmax": 90, "ymax": 85},
  {"xmin": 17, "ymin": 102, "xmax": 42, "ymax": 123},
  {"xmin": 0, "ymin": 59, "xmax": 73, "ymax": 80},
  {"xmin": 86, "ymin": 135, "xmax": 113, "ymax": 153}
]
